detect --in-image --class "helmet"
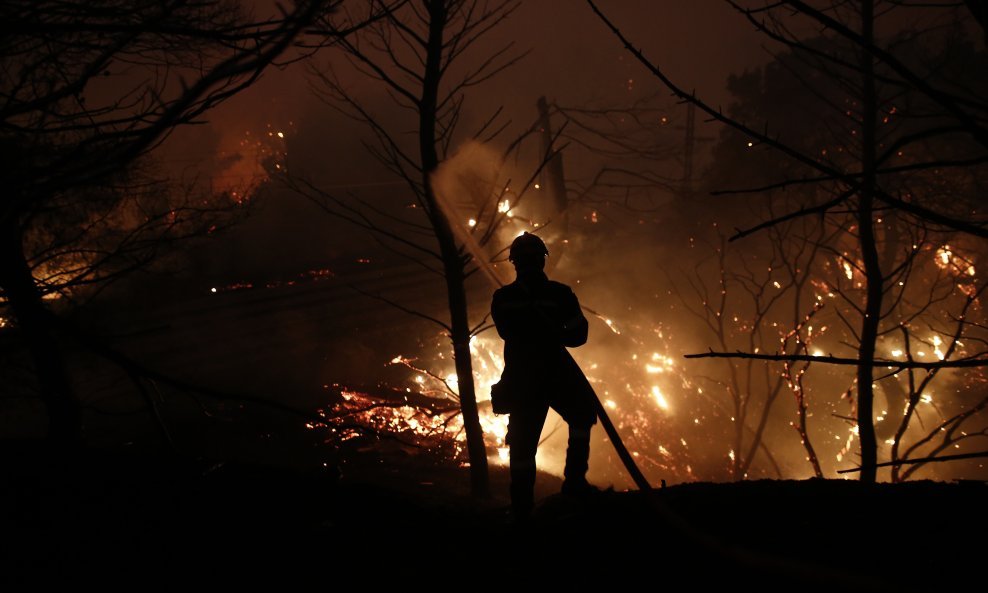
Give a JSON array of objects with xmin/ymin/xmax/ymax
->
[{"xmin": 509, "ymin": 232, "xmax": 548, "ymax": 261}]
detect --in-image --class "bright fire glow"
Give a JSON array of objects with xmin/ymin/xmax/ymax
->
[
  {"xmin": 652, "ymin": 386, "xmax": 671, "ymax": 412},
  {"xmin": 935, "ymin": 245, "xmax": 977, "ymax": 277}
]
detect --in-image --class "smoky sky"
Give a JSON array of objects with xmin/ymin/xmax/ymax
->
[
  {"xmin": 167, "ymin": 1, "xmax": 769, "ymax": 181},
  {"xmin": 153, "ymin": 1, "xmax": 773, "ymax": 281}
]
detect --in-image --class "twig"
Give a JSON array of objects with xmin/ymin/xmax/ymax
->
[
  {"xmin": 685, "ymin": 350, "xmax": 988, "ymax": 370},
  {"xmin": 837, "ymin": 450, "xmax": 988, "ymax": 473}
]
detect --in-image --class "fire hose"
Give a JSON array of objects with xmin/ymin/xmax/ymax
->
[{"xmin": 562, "ymin": 349, "xmax": 652, "ymax": 491}]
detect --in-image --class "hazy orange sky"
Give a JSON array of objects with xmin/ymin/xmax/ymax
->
[{"xmin": 161, "ymin": 1, "xmax": 771, "ymax": 192}]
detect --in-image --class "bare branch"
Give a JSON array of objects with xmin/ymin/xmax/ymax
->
[{"xmin": 685, "ymin": 350, "xmax": 988, "ymax": 370}]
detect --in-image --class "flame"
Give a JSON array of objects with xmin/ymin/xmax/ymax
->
[
  {"xmin": 932, "ymin": 335, "xmax": 945, "ymax": 361},
  {"xmin": 651, "ymin": 385, "xmax": 671, "ymax": 412},
  {"xmin": 314, "ymin": 307, "xmax": 701, "ymax": 484},
  {"xmin": 935, "ymin": 245, "xmax": 977, "ymax": 278}
]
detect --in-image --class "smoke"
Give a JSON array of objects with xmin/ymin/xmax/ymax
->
[{"xmin": 431, "ymin": 140, "xmax": 514, "ymax": 288}]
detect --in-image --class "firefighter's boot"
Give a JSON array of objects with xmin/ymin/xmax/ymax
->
[{"xmin": 561, "ymin": 426, "xmax": 598, "ymax": 496}]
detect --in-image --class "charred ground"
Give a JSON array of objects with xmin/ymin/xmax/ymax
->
[{"xmin": 2, "ymin": 434, "xmax": 983, "ymax": 590}]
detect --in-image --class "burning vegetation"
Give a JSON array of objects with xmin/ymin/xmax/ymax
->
[
  {"xmin": 5, "ymin": 3, "xmax": 988, "ymax": 590},
  {"xmin": 1, "ymin": 0, "xmax": 986, "ymax": 504}
]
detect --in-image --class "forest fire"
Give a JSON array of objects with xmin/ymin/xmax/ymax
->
[
  {"xmin": 3, "ymin": 1, "xmax": 988, "ymax": 587},
  {"xmin": 300, "ymin": 226, "xmax": 986, "ymax": 485},
  {"xmin": 253, "ymin": 160, "xmax": 988, "ymax": 486},
  {"xmin": 305, "ymin": 306, "xmax": 707, "ymax": 485}
]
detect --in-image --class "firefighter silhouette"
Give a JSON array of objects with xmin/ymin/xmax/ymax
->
[{"xmin": 491, "ymin": 232, "xmax": 598, "ymax": 521}]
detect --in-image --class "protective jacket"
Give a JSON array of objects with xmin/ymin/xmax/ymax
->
[{"xmin": 491, "ymin": 271, "xmax": 596, "ymax": 426}]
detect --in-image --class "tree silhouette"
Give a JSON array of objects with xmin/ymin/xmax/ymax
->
[
  {"xmin": 589, "ymin": 0, "xmax": 988, "ymax": 482},
  {"xmin": 289, "ymin": 0, "xmax": 540, "ymax": 498},
  {"xmin": 0, "ymin": 0, "xmax": 350, "ymax": 443}
]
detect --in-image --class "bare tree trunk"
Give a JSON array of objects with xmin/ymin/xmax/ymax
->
[
  {"xmin": 792, "ymin": 368, "xmax": 823, "ymax": 478},
  {"xmin": 420, "ymin": 0, "xmax": 489, "ymax": 497},
  {"xmin": 536, "ymin": 96, "xmax": 569, "ymax": 213},
  {"xmin": 890, "ymin": 346, "xmax": 918, "ymax": 483},
  {"xmin": 0, "ymin": 218, "xmax": 81, "ymax": 443},
  {"xmin": 856, "ymin": 0, "xmax": 881, "ymax": 483},
  {"xmin": 740, "ymin": 375, "xmax": 784, "ymax": 478},
  {"xmin": 444, "ymin": 253, "xmax": 490, "ymax": 497},
  {"xmin": 714, "ymin": 242, "xmax": 746, "ymax": 480}
]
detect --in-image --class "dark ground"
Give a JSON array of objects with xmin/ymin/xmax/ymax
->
[{"xmin": 1, "ymin": 434, "xmax": 984, "ymax": 591}]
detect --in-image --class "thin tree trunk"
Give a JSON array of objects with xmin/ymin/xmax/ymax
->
[
  {"xmin": 856, "ymin": 0, "xmax": 881, "ymax": 483},
  {"xmin": 713, "ymin": 241, "xmax": 745, "ymax": 480},
  {"xmin": 420, "ymin": 0, "xmax": 489, "ymax": 497},
  {"xmin": 740, "ymin": 376, "xmax": 784, "ymax": 478},
  {"xmin": 0, "ymin": 218, "xmax": 81, "ymax": 443},
  {"xmin": 792, "ymin": 365, "xmax": 823, "ymax": 478},
  {"xmin": 445, "ymin": 256, "xmax": 490, "ymax": 497}
]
